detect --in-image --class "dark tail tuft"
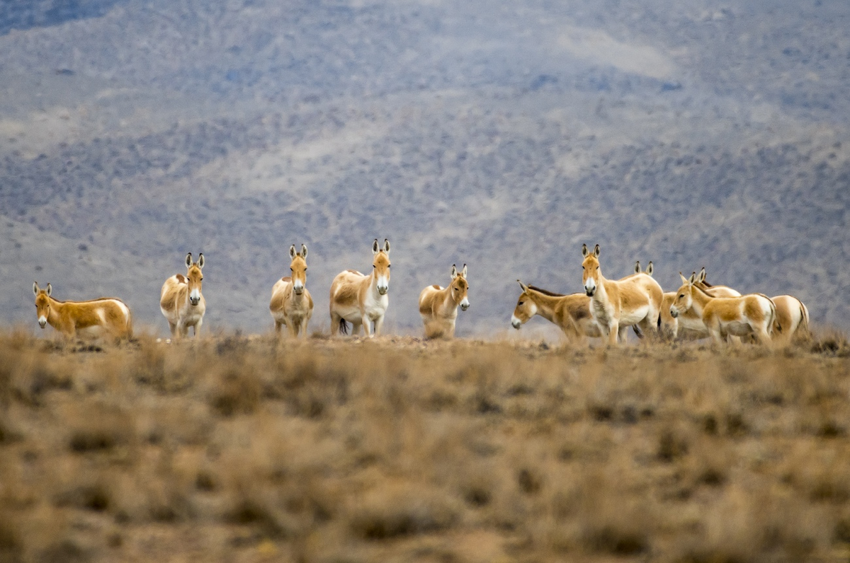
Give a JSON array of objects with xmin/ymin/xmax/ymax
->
[{"xmin": 339, "ymin": 318, "xmax": 349, "ymax": 335}]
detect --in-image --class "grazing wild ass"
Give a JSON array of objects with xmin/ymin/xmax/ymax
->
[
  {"xmin": 660, "ymin": 267, "xmax": 742, "ymax": 340},
  {"xmin": 670, "ymin": 272, "xmax": 775, "ymax": 345},
  {"xmin": 511, "ymin": 281, "xmax": 603, "ymax": 342},
  {"xmin": 270, "ymin": 244, "xmax": 314, "ymax": 338},
  {"xmin": 770, "ymin": 295, "xmax": 810, "ymax": 345},
  {"xmin": 419, "ymin": 264, "xmax": 469, "ymax": 339},
  {"xmin": 581, "ymin": 244, "xmax": 663, "ymax": 344},
  {"xmin": 160, "ymin": 252, "xmax": 206, "ymax": 339},
  {"xmin": 329, "ymin": 239, "xmax": 391, "ymax": 337},
  {"xmin": 32, "ymin": 282, "xmax": 132, "ymax": 341}
]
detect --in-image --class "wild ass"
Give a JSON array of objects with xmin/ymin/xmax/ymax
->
[
  {"xmin": 511, "ymin": 281, "xmax": 603, "ymax": 342},
  {"xmin": 771, "ymin": 295, "xmax": 810, "ymax": 346},
  {"xmin": 32, "ymin": 282, "xmax": 132, "ymax": 341},
  {"xmin": 660, "ymin": 267, "xmax": 742, "ymax": 340},
  {"xmin": 160, "ymin": 252, "xmax": 206, "ymax": 339},
  {"xmin": 418, "ymin": 264, "xmax": 469, "ymax": 339},
  {"xmin": 581, "ymin": 244, "xmax": 663, "ymax": 344},
  {"xmin": 270, "ymin": 244, "xmax": 313, "ymax": 338},
  {"xmin": 670, "ymin": 272, "xmax": 775, "ymax": 345},
  {"xmin": 329, "ymin": 239, "xmax": 391, "ymax": 337}
]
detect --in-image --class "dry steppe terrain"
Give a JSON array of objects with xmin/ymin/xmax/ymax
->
[{"xmin": 2, "ymin": 330, "xmax": 850, "ymax": 562}]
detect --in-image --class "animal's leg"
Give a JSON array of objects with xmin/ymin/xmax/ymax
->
[
  {"xmin": 618, "ymin": 325, "xmax": 630, "ymax": 342},
  {"xmin": 274, "ymin": 321, "xmax": 283, "ymax": 336},
  {"xmin": 373, "ymin": 316, "xmax": 385, "ymax": 337},
  {"xmin": 287, "ymin": 320, "xmax": 299, "ymax": 338},
  {"xmin": 350, "ymin": 320, "xmax": 362, "ymax": 337},
  {"xmin": 608, "ymin": 320, "xmax": 620, "ymax": 345},
  {"xmin": 169, "ymin": 322, "xmax": 178, "ymax": 338},
  {"xmin": 300, "ymin": 318, "xmax": 310, "ymax": 338}
]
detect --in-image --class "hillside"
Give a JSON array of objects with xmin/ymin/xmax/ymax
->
[{"xmin": 1, "ymin": 0, "xmax": 848, "ymax": 335}]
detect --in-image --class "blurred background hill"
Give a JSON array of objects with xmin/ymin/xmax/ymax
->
[{"xmin": 1, "ymin": 0, "xmax": 848, "ymax": 335}]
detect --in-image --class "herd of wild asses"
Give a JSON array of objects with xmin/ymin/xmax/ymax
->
[{"xmin": 31, "ymin": 240, "xmax": 809, "ymax": 346}]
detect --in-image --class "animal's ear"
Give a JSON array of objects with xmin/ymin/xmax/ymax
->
[
  {"xmin": 450, "ymin": 264, "xmax": 458, "ymax": 279},
  {"xmin": 372, "ymin": 239, "xmax": 379, "ymax": 255},
  {"xmin": 688, "ymin": 271, "xmax": 696, "ymax": 285},
  {"xmin": 679, "ymin": 272, "xmax": 689, "ymax": 285},
  {"xmin": 33, "ymin": 281, "xmax": 39, "ymax": 296},
  {"xmin": 517, "ymin": 279, "xmax": 529, "ymax": 292},
  {"xmin": 301, "ymin": 244, "xmax": 308, "ymax": 259},
  {"xmin": 581, "ymin": 243, "xmax": 588, "ymax": 257},
  {"xmin": 461, "ymin": 264, "xmax": 468, "ymax": 278},
  {"xmin": 698, "ymin": 267, "xmax": 706, "ymax": 283},
  {"xmin": 634, "ymin": 261, "xmax": 641, "ymax": 274},
  {"xmin": 46, "ymin": 283, "xmax": 52, "ymax": 296},
  {"xmin": 185, "ymin": 253, "xmax": 193, "ymax": 268},
  {"xmin": 290, "ymin": 244, "xmax": 297, "ymax": 259},
  {"xmin": 594, "ymin": 244, "xmax": 600, "ymax": 257},
  {"xmin": 646, "ymin": 261, "xmax": 654, "ymax": 276},
  {"xmin": 197, "ymin": 253, "xmax": 205, "ymax": 270},
  {"xmin": 383, "ymin": 239, "xmax": 390, "ymax": 254}
]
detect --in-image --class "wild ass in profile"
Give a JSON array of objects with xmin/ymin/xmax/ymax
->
[
  {"xmin": 329, "ymin": 239, "xmax": 391, "ymax": 337},
  {"xmin": 418, "ymin": 264, "xmax": 469, "ymax": 339},
  {"xmin": 660, "ymin": 267, "xmax": 742, "ymax": 340},
  {"xmin": 270, "ymin": 244, "xmax": 313, "ymax": 338},
  {"xmin": 670, "ymin": 272, "xmax": 775, "ymax": 345},
  {"xmin": 581, "ymin": 244, "xmax": 663, "ymax": 344},
  {"xmin": 32, "ymin": 282, "xmax": 133, "ymax": 341},
  {"xmin": 511, "ymin": 281, "xmax": 603, "ymax": 342},
  {"xmin": 160, "ymin": 252, "xmax": 206, "ymax": 339}
]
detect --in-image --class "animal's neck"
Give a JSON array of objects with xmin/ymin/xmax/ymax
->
[
  {"xmin": 47, "ymin": 297, "xmax": 64, "ymax": 324},
  {"xmin": 690, "ymin": 286, "xmax": 713, "ymax": 314},
  {"xmin": 528, "ymin": 291, "xmax": 558, "ymax": 323}
]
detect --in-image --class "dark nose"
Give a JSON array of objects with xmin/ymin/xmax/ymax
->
[{"xmin": 586, "ymin": 289, "xmax": 595, "ymax": 297}]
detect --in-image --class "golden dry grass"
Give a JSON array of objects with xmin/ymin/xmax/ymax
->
[{"xmin": 1, "ymin": 329, "xmax": 850, "ymax": 562}]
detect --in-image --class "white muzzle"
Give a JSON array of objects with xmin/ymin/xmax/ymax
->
[
  {"xmin": 38, "ymin": 316, "xmax": 47, "ymax": 329},
  {"xmin": 293, "ymin": 281, "xmax": 304, "ymax": 295},
  {"xmin": 669, "ymin": 306, "xmax": 679, "ymax": 319},
  {"xmin": 189, "ymin": 289, "xmax": 202, "ymax": 306},
  {"xmin": 377, "ymin": 277, "xmax": 389, "ymax": 295},
  {"xmin": 584, "ymin": 278, "xmax": 597, "ymax": 297},
  {"xmin": 460, "ymin": 298, "xmax": 469, "ymax": 311},
  {"xmin": 511, "ymin": 315, "xmax": 521, "ymax": 329}
]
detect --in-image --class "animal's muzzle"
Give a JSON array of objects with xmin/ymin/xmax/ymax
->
[
  {"xmin": 190, "ymin": 297, "xmax": 201, "ymax": 306},
  {"xmin": 378, "ymin": 287, "xmax": 388, "ymax": 295},
  {"xmin": 294, "ymin": 287, "xmax": 304, "ymax": 295},
  {"xmin": 585, "ymin": 288, "xmax": 595, "ymax": 297},
  {"xmin": 461, "ymin": 304, "xmax": 469, "ymax": 311},
  {"xmin": 38, "ymin": 319, "xmax": 47, "ymax": 329},
  {"xmin": 511, "ymin": 320, "xmax": 521, "ymax": 329},
  {"xmin": 669, "ymin": 307, "xmax": 678, "ymax": 319}
]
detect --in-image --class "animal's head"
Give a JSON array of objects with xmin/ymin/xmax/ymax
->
[
  {"xmin": 450, "ymin": 264, "xmax": 469, "ymax": 311},
  {"xmin": 659, "ymin": 293, "xmax": 679, "ymax": 340},
  {"xmin": 185, "ymin": 252, "xmax": 205, "ymax": 306},
  {"xmin": 511, "ymin": 280, "xmax": 536, "ymax": 329},
  {"xmin": 372, "ymin": 239, "xmax": 391, "ymax": 295},
  {"xmin": 670, "ymin": 272, "xmax": 696, "ymax": 319},
  {"xmin": 581, "ymin": 243, "xmax": 601, "ymax": 297},
  {"xmin": 32, "ymin": 281, "xmax": 52, "ymax": 329},
  {"xmin": 289, "ymin": 244, "xmax": 308, "ymax": 295}
]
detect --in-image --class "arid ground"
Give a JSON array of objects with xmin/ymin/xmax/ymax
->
[{"xmin": 2, "ymin": 330, "xmax": 850, "ymax": 562}]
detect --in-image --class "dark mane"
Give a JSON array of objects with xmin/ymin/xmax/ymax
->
[
  {"xmin": 700, "ymin": 279, "xmax": 714, "ymax": 288},
  {"xmin": 527, "ymin": 285, "xmax": 564, "ymax": 297}
]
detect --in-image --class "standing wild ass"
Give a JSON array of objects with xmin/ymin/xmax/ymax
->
[
  {"xmin": 660, "ymin": 267, "xmax": 742, "ymax": 340},
  {"xmin": 32, "ymin": 282, "xmax": 132, "ymax": 341},
  {"xmin": 511, "ymin": 281, "xmax": 603, "ymax": 342},
  {"xmin": 160, "ymin": 253, "xmax": 206, "ymax": 339},
  {"xmin": 770, "ymin": 295, "xmax": 810, "ymax": 345},
  {"xmin": 270, "ymin": 244, "xmax": 314, "ymax": 338},
  {"xmin": 329, "ymin": 239, "xmax": 391, "ymax": 337},
  {"xmin": 581, "ymin": 244, "xmax": 663, "ymax": 344},
  {"xmin": 670, "ymin": 272, "xmax": 775, "ymax": 345},
  {"xmin": 418, "ymin": 263, "xmax": 469, "ymax": 339}
]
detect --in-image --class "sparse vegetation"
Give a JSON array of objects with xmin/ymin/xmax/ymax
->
[{"xmin": 2, "ymin": 329, "xmax": 850, "ymax": 561}]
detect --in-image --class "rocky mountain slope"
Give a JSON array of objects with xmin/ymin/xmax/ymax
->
[{"xmin": 1, "ymin": 0, "xmax": 848, "ymax": 335}]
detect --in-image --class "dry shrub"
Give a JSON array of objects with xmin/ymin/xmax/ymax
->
[
  {"xmin": 67, "ymin": 405, "xmax": 135, "ymax": 453},
  {"xmin": 0, "ymin": 513, "xmax": 21, "ymax": 563},
  {"xmin": 208, "ymin": 364, "xmax": 262, "ymax": 417},
  {"xmin": 349, "ymin": 483, "xmax": 460, "ymax": 540}
]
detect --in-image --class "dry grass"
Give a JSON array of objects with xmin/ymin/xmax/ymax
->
[{"xmin": 1, "ymin": 328, "xmax": 850, "ymax": 562}]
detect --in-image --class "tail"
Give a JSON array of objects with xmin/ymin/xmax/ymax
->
[
  {"xmin": 799, "ymin": 300, "xmax": 810, "ymax": 337},
  {"xmin": 761, "ymin": 294, "xmax": 777, "ymax": 337},
  {"xmin": 339, "ymin": 318, "xmax": 349, "ymax": 335}
]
